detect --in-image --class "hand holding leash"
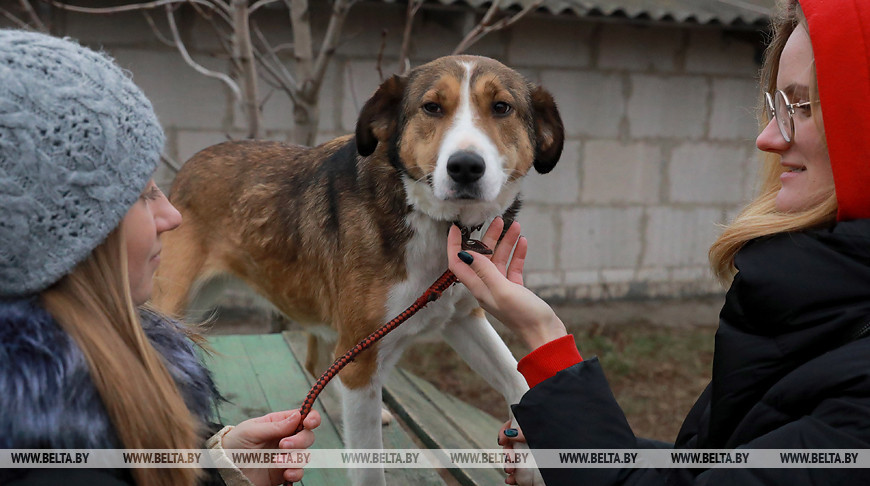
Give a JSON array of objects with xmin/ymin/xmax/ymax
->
[
  {"xmin": 223, "ymin": 409, "xmax": 321, "ymax": 486},
  {"xmin": 447, "ymin": 218, "xmax": 568, "ymax": 351}
]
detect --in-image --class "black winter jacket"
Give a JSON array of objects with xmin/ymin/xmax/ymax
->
[{"xmin": 513, "ymin": 220, "xmax": 870, "ymax": 485}]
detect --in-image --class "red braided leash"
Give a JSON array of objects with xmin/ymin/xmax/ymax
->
[
  {"xmin": 284, "ymin": 230, "xmax": 489, "ymax": 485},
  {"xmin": 283, "ymin": 271, "xmax": 458, "ymax": 485},
  {"xmin": 292, "ymin": 268, "xmax": 458, "ymax": 434}
]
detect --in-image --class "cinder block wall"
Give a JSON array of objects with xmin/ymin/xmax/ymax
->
[
  {"xmin": 504, "ymin": 17, "xmax": 761, "ymax": 301},
  {"xmin": 48, "ymin": 2, "xmax": 765, "ymax": 301}
]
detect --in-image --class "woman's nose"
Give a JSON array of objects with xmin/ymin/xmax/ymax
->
[
  {"xmin": 756, "ymin": 118, "xmax": 789, "ymax": 153},
  {"xmin": 156, "ymin": 199, "xmax": 182, "ymax": 233}
]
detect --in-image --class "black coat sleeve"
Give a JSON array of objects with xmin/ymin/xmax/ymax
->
[
  {"xmin": 511, "ymin": 358, "xmax": 870, "ymax": 486},
  {"xmin": 512, "ymin": 357, "xmax": 656, "ymax": 485}
]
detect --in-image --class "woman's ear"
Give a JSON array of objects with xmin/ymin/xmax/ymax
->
[
  {"xmin": 530, "ymin": 86, "xmax": 564, "ymax": 174},
  {"xmin": 355, "ymin": 75, "xmax": 407, "ymax": 157}
]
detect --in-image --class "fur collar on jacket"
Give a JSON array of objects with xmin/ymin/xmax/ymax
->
[{"xmin": 0, "ymin": 297, "xmax": 219, "ymax": 449}]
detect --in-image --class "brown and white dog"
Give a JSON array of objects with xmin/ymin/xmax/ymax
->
[{"xmin": 153, "ymin": 55, "xmax": 563, "ymax": 486}]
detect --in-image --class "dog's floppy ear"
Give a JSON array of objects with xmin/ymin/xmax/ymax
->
[
  {"xmin": 530, "ymin": 86, "xmax": 564, "ymax": 174},
  {"xmin": 355, "ymin": 75, "xmax": 407, "ymax": 157}
]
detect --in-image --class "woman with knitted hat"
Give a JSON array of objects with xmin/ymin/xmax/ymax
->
[
  {"xmin": 0, "ymin": 31, "xmax": 319, "ymax": 486},
  {"xmin": 447, "ymin": 0, "xmax": 870, "ymax": 484}
]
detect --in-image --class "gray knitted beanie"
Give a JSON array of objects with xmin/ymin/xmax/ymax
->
[{"xmin": 0, "ymin": 30, "xmax": 164, "ymax": 298}]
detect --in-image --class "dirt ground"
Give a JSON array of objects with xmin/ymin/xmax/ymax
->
[
  {"xmin": 398, "ymin": 296, "xmax": 723, "ymax": 442},
  {"xmin": 207, "ymin": 295, "xmax": 724, "ymax": 442}
]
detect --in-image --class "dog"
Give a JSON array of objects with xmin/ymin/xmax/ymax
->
[{"xmin": 153, "ymin": 55, "xmax": 563, "ymax": 486}]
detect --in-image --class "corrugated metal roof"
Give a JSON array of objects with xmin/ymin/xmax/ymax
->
[{"xmin": 415, "ymin": 0, "xmax": 776, "ymax": 27}]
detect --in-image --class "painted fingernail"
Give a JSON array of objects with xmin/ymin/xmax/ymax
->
[
  {"xmin": 504, "ymin": 428, "xmax": 518, "ymax": 438},
  {"xmin": 458, "ymin": 251, "xmax": 474, "ymax": 264}
]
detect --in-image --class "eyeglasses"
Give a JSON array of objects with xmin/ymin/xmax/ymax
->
[{"xmin": 764, "ymin": 90, "xmax": 813, "ymax": 144}]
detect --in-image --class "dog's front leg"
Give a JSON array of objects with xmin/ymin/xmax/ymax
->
[
  {"xmin": 442, "ymin": 309, "xmax": 528, "ymax": 406},
  {"xmin": 442, "ymin": 310, "xmax": 545, "ymax": 486},
  {"xmin": 338, "ymin": 379, "xmax": 388, "ymax": 486}
]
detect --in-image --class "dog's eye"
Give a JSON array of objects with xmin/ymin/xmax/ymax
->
[
  {"xmin": 422, "ymin": 102, "xmax": 443, "ymax": 115},
  {"xmin": 492, "ymin": 101, "xmax": 512, "ymax": 116}
]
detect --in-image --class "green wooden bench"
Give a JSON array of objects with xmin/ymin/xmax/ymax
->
[{"xmin": 202, "ymin": 331, "xmax": 506, "ymax": 486}]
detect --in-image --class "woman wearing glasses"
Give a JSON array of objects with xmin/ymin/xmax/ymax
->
[{"xmin": 447, "ymin": 0, "xmax": 870, "ymax": 484}]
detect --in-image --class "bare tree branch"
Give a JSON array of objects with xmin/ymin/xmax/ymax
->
[
  {"xmin": 231, "ymin": 0, "xmax": 261, "ymax": 138},
  {"xmin": 189, "ymin": 0, "xmax": 238, "ymax": 71},
  {"xmin": 19, "ymin": 0, "xmax": 47, "ymax": 31},
  {"xmin": 38, "ymin": 0, "xmax": 543, "ymax": 150},
  {"xmin": 270, "ymin": 42, "xmax": 294, "ymax": 54},
  {"xmin": 165, "ymin": 4, "xmax": 242, "ymax": 102},
  {"xmin": 282, "ymin": 0, "xmax": 357, "ymax": 145},
  {"xmin": 452, "ymin": 1, "xmax": 500, "ymax": 55},
  {"xmin": 376, "ymin": 28, "xmax": 387, "ymax": 81},
  {"xmin": 258, "ymin": 87, "xmax": 275, "ymax": 112},
  {"xmin": 252, "ymin": 26, "xmax": 297, "ymax": 87},
  {"xmin": 309, "ymin": 0, "xmax": 356, "ymax": 97},
  {"xmin": 254, "ymin": 61, "xmax": 287, "ymax": 93},
  {"xmin": 398, "ymin": 0, "xmax": 423, "ymax": 74},
  {"xmin": 249, "ymin": 0, "xmax": 281, "ymax": 15},
  {"xmin": 50, "ymin": 0, "xmax": 231, "ymax": 23},
  {"xmin": 142, "ymin": 10, "xmax": 176, "ymax": 47},
  {"xmin": 452, "ymin": 0, "xmax": 543, "ymax": 55},
  {"xmin": 346, "ymin": 61, "xmax": 360, "ymax": 115},
  {"xmin": 288, "ymin": 0, "xmax": 312, "ymax": 83},
  {"xmin": 0, "ymin": 7, "xmax": 34, "ymax": 30},
  {"xmin": 251, "ymin": 22, "xmax": 298, "ymax": 99},
  {"xmin": 494, "ymin": 1, "xmax": 542, "ymax": 29}
]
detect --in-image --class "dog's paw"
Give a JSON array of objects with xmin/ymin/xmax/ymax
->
[{"xmin": 380, "ymin": 406, "xmax": 393, "ymax": 426}]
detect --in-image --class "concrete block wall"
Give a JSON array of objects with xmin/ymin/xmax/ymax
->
[
  {"xmin": 29, "ymin": 3, "xmax": 765, "ymax": 301},
  {"xmin": 504, "ymin": 18, "xmax": 762, "ymax": 301}
]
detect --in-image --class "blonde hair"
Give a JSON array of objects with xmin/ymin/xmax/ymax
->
[
  {"xmin": 708, "ymin": 0, "xmax": 837, "ymax": 283},
  {"xmin": 41, "ymin": 226, "xmax": 202, "ymax": 486}
]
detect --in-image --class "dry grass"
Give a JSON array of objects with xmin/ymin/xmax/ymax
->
[{"xmin": 398, "ymin": 320, "xmax": 715, "ymax": 442}]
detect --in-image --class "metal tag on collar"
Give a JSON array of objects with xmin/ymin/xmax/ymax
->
[{"xmin": 456, "ymin": 222, "xmax": 493, "ymax": 255}]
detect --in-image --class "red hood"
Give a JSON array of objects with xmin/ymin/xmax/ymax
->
[{"xmin": 802, "ymin": 0, "xmax": 870, "ymax": 221}]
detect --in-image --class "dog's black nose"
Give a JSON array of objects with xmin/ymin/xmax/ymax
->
[{"xmin": 446, "ymin": 151, "xmax": 485, "ymax": 184}]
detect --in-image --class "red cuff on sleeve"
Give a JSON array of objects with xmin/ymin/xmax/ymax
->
[{"xmin": 517, "ymin": 334, "xmax": 582, "ymax": 389}]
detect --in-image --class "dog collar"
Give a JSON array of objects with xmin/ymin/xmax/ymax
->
[{"xmin": 453, "ymin": 222, "xmax": 493, "ymax": 255}]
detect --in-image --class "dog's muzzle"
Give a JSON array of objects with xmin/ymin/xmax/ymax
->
[
  {"xmin": 447, "ymin": 151, "xmax": 485, "ymax": 184},
  {"xmin": 445, "ymin": 151, "xmax": 486, "ymax": 199}
]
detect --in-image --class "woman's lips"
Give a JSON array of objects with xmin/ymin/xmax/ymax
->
[{"xmin": 780, "ymin": 163, "xmax": 806, "ymax": 181}]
